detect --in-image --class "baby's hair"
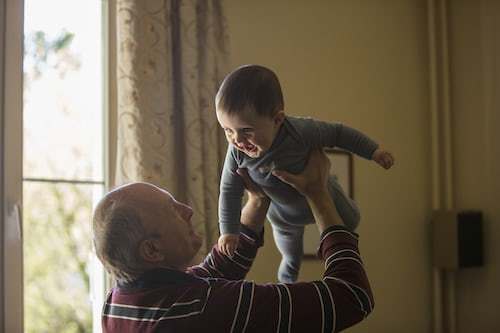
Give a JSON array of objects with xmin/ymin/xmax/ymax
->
[{"xmin": 215, "ymin": 64, "xmax": 284, "ymax": 117}]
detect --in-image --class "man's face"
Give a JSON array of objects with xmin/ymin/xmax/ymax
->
[
  {"xmin": 139, "ymin": 185, "xmax": 203, "ymax": 269},
  {"xmin": 216, "ymin": 107, "xmax": 284, "ymax": 158}
]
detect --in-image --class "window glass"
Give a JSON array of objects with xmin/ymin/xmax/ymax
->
[
  {"xmin": 23, "ymin": 0, "xmax": 103, "ymax": 181},
  {"xmin": 23, "ymin": 1, "xmax": 105, "ymax": 332}
]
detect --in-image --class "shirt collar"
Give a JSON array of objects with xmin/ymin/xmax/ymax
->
[{"xmin": 117, "ymin": 267, "xmax": 200, "ymax": 291}]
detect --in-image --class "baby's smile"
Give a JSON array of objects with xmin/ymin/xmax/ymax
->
[
  {"xmin": 237, "ymin": 142, "xmax": 255, "ymax": 151},
  {"xmin": 236, "ymin": 142, "xmax": 259, "ymax": 156}
]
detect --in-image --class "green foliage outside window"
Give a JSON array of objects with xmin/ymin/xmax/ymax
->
[
  {"xmin": 24, "ymin": 30, "xmax": 93, "ymax": 333},
  {"xmin": 24, "ymin": 183, "xmax": 92, "ymax": 333}
]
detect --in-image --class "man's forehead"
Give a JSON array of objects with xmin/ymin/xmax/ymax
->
[{"xmin": 106, "ymin": 182, "xmax": 173, "ymax": 201}]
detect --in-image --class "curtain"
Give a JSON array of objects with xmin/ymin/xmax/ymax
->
[{"xmin": 114, "ymin": 0, "xmax": 229, "ymax": 254}]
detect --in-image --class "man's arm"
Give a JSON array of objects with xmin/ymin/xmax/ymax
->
[
  {"xmin": 266, "ymin": 149, "xmax": 374, "ymax": 331},
  {"xmin": 237, "ymin": 168, "xmax": 270, "ymax": 233},
  {"xmin": 189, "ymin": 169, "xmax": 269, "ymax": 280},
  {"xmin": 201, "ymin": 151, "xmax": 373, "ymax": 332},
  {"xmin": 188, "ymin": 223, "xmax": 264, "ymax": 280},
  {"xmin": 210, "ymin": 227, "xmax": 371, "ymax": 333}
]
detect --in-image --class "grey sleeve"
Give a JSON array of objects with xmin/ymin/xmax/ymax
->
[
  {"xmin": 309, "ymin": 119, "xmax": 379, "ymax": 160},
  {"xmin": 218, "ymin": 146, "xmax": 245, "ymax": 235}
]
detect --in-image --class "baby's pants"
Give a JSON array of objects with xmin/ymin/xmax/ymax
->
[{"xmin": 267, "ymin": 178, "xmax": 360, "ymax": 283}]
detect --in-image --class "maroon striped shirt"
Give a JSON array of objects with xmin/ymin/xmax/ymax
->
[{"xmin": 102, "ymin": 225, "xmax": 374, "ymax": 332}]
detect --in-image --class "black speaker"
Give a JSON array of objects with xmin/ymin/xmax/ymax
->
[{"xmin": 432, "ymin": 210, "xmax": 483, "ymax": 270}]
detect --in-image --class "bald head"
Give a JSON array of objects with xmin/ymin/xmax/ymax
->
[
  {"xmin": 92, "ymin": 183, "xmax": 152, "ymax": 283},
  {"xmin": 92, "ymin": 182, "xmax": 201, "ymax": 283}
]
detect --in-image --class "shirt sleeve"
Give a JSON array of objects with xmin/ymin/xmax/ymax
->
[
  {"xmin": 218, "ymin": 146, "xmax": 245, "ymax": 235},
  {"xmin": 306, "ymin": 118, "xmax": 379, "ymax": 160},
  {"xmin": 228, "ymin": 226, "xmax": 374, "ymax": 333},
  {"xmin": 188, "ymin": 225, "xmax": 264, "ymax": 280}
]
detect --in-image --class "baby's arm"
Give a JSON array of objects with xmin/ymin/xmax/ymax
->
[
  {"xmin": 371, "ymin": 147, "xmax": 395, "ymax": 169},
  {"xmin": 311, "ymin": 119, "xmax": 394, "ymax": 169},
  {"xmin": 218, "ymin": 147, "xmax": 245, "ymax": 256}
]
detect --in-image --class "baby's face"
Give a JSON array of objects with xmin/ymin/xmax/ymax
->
[{"xmin": 216, "ymin": 107, "xmax": 284, "ymax": 158}]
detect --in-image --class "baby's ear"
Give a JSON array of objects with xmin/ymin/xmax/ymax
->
[{"xmin": 273, "ymin": 110, "xmax": 286, "ymax": 126}]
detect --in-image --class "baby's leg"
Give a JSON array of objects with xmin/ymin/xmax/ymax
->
[
  {"xmin": 328, "ymin": 177, "xmax": 361, "ymax": 231},
  {"xmin": 269, "ymin": 220, "xmax": 305, "ymax": 283}
]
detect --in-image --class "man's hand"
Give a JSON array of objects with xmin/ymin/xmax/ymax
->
[
  {"xmin": 218, "ymin": 234, "xmax": 239, "ymax": 257},
  {"xmin": 372, "ymin": 148, "xmax": 394, "ymax": 169},
  {"xmin": 272, "ymin": 149, "xmax": 331, "ymax": 197},
  {"xmin": 272, "ymin": 149, "xmax": 344, "ymax": 232},
  {"xmin": 237, "ymin": 168, "xmax": 269, "ymax": 233},
  {"xmin": 236, "ymin": 168, "xmax": 267, "ymax": 200}
]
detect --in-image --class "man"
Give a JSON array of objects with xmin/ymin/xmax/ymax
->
[{"xmin": 93, "ymin": 149, "xmax": 374, "ymax": 332}]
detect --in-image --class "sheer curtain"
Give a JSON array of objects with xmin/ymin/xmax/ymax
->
[{"xmin": 113, "ymin": 0, "xmax": 229, "ymax": 254}]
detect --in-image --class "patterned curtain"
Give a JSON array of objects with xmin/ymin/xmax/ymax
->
[{"xmin": 115, "ymin": 0, "xmax": 229, "ymax": 254}]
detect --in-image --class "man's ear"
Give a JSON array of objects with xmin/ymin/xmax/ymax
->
[
  {"xmin": 273, "ymin": 110, "xmax": 286, "ymax": 127},
  {"xmin": 139, "ymin": 238, "xmax": 164, "ymax": 262}
]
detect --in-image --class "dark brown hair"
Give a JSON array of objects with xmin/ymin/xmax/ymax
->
[{"xmin": 215, "ymin": 64, "xmax": 284, "ymax": 117}]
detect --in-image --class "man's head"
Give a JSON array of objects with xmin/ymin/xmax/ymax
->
[
  {"xmin": 92, "ymin": 182, "xmax": 202, "ymax": 284},
  {"xmin": 215, "ymin": 65, "xmax": 286, "ymax": 158}
]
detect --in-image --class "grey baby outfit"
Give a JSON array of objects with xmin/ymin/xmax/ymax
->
[{"xmin": 219, "ymin": 116, "xmax": 378, "ymax": 282}]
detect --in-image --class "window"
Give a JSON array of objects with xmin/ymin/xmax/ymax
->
[{"xmin": 22, "ymin": 0, "xmax": 108, "ymax": 332}]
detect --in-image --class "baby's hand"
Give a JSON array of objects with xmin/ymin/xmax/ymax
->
[
  {"xmin": 372, "ymin": 148, "xmax": 395, "ymax": 169},
  {"xmin": 218, "ymin": 234, "xmax": 240, "ymax": 257}
]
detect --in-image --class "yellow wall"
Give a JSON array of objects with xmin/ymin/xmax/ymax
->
[
  {"xmin": 450, "ymin": 1, "xmax": 500, "ymax": 332},
  {"xmin": 226, "ymin": 1, "xmax": 433, "ymax": 332}
]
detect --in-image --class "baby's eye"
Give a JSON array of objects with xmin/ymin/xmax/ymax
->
[{"xmin": 242, "ymin": 128, "xmax": 254, "ymax": 134}]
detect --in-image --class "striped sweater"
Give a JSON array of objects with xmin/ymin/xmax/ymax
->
[{"xmin": 102, "ymin": 225, "xmax": 374, "ymax": 332}]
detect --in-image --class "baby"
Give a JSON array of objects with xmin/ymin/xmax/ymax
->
[{"xmin": 216, "ymin": 65, "xmax": 394, "ymax": 283}]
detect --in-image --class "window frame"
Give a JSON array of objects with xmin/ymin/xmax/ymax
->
[
  {"xmin": 1, "ymin": 0, "xmax": 24, "ymax": 332},
  {"xmin": 1, "ymin": 0, "xmax": 113, "ymax": 331}
]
